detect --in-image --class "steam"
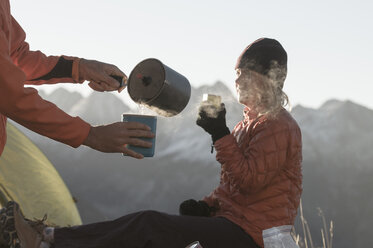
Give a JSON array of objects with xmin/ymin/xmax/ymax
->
[
  {"xmin": 198, "ymin": 103, "xmax": 224, "ymax": 118},
  {"xmin": 136, "ymin": 102, "xmax": 179, "ymax": 118},
  {"xmin": 236, "ymin": 63, "xmax": 289, "ymax": 117},
  {"xmin": 146, "ymin": 105, "xmax": 179, "ymax": 117},
  {"xmin": 198, "ymin": 94, "xmax": 224, "ymax": 118},
  {"xmin": 267, "ymin": 60, "xmax": 287, "ymax": 89}
]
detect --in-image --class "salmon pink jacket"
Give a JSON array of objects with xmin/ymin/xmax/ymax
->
[
  {"xmin": 204, "ymin": 107, "xmax": 302, "ymax": 247},
  {"xmin": 0, "ymin": 0, "xmax": 90, "ymax": 155}
]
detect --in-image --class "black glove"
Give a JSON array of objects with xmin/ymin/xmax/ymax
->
[
  {"xmin": 179, "ymin": 199, "xmax": 214, "ymax": 217},
  {"xmin": 196, "ymin": 103, "xmax": 230, "ymax": 143}
]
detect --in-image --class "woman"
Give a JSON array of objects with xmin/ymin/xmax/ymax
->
[
  {"xmin": 0, "ymin": 38, "xmax": 302, "ymax": 248},
  {"xmin": 189, "ymin": 38, "xmax": 303, "ymax": 247}
]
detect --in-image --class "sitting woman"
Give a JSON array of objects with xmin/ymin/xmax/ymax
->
[
  {"xmin": 183, "ymin": 37, "xmax": 303, "ymax": 247},
  {"xmin": 0, "ymin": 38, "xmax": 302, "ymax": 248}
]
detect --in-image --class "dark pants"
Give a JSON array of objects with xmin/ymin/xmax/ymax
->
[{"xmin": 54, "ymin": 210, "xmax": 259, "ymax": 248}]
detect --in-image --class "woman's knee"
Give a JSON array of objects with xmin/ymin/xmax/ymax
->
[{"xmin": 137, "ymin": 210, "xmax": 165, "ymax": 222}]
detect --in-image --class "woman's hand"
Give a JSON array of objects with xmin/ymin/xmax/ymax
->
[
  {"xmin": 196, "ymin": 103, "xmax": 230, "ymax": 143},
  {"xmin": 179, "ymin": 199, "xmax": 214, "ymax": 217},
  {"xmin": 79, "ymin": 59, "xmax": 127, "ymax": 93}
]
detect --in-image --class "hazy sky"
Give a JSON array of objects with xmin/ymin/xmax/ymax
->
[{"xmin": 10, "ymin": 0, "xmax": 373, "ymax": 109}]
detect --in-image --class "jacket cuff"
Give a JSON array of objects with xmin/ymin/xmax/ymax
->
[
  {"xmin": 62, "ymin": 56, "xmax": 84, "ymax": 84},
  {"xmin": 72, "ymin": 57, "xmax": 81, "ymax": 83},
  {"xmin": 211, "ymin": 127, "xmax": 230, "ymax": 144},
  {"xmin": 69, "ymin": 118, "xmax": 91, "ymax": 148},
  {"xmin": 214, "ymin": 134, "xmax": 236, "ymax": 154}
]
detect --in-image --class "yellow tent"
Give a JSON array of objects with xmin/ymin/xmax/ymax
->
[{"xmin": 0, "ymin": 123, "xmax": 82, "ymax": 226}]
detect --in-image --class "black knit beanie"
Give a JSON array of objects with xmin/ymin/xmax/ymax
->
[{"xmin": 235, "ymin": 38, "xmax": 287, "ymax": 87}]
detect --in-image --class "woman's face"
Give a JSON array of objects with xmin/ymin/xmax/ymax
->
[{"xmin": 235, "ymin": 68, "xmax": 257, "ymax": 107}]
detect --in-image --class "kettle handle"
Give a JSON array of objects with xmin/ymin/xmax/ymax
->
[{"xmin": 110, "ymin": 75, "xmax": 125, "ymax": 88}]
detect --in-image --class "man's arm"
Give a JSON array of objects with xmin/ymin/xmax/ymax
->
[
  {"xmin": 0, "ymin": 47, "xmax": 91, "ymax": 147},
  {"xmin": 1, "ymin": 14, "xmax": 153, "ymax": 158},
  {"xmin": 9, "ymin": 16, "xmax": 82, "ymax": 85},
  {"xmin": 9, "ymin": 16, "xmax": 126, "ymax": 92},
  {"xmin": 0, "ymin": 19, "xmax": 89, "ymax": 146}
]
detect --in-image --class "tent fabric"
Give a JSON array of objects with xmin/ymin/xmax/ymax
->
[{"xmin": 0, "ymin": 122, "xmax": 82, "ymax": 226}]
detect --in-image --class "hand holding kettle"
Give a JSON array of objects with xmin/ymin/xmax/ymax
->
[{"xmin": 78, "ymin": 58, "xmax": 127, "ymax": 93}]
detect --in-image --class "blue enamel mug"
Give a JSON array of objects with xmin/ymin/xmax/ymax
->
[{"xmin": 122, "ymin": 114, "xmax": 157, "ymax": 157}]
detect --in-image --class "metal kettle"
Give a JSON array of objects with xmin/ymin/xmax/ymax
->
[{"xmin": 127, "ymin": 58, "xmax": 191, "ymax": 117}]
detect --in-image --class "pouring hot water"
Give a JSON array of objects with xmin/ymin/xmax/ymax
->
[{"xmin": 121, "ymin": 58, "xmax": 192, "ymax": 157}]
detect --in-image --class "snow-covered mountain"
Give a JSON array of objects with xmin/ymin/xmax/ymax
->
[
  {"xmin": 292, "ymin": 100, "xmax": 373, "ymax": 169},
  {"xmin": 39, "ymin": 88, "xmax": 83, "ymax": 113},
  {"xmin": 15, "ymin": 85, "xmax": 373, "ymax": 248},
  {"xmin": 39, "ymin": 89, "xmax": 132, "ymax": 124}
]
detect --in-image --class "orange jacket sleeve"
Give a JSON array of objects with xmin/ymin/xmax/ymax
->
[
  {"xmin": 9, "ymin": 16, "xmax": 83, "ymax": 85},
  {"xmin": 0, "ymin": 15, "xmax": 90, "ymax": 148},
  {"xmin": 213, "ymin": 120, "xmax": 288, "ymax": 194}
]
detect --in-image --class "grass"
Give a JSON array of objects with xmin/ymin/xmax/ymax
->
[{"xmin": 293, "ymin": 199, "xmax": 334, "ymax": 248}]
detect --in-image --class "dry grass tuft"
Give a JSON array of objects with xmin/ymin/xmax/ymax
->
[{"xmin": 295, "ymin": 199, "xmax": 334, "ymax": 248}]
